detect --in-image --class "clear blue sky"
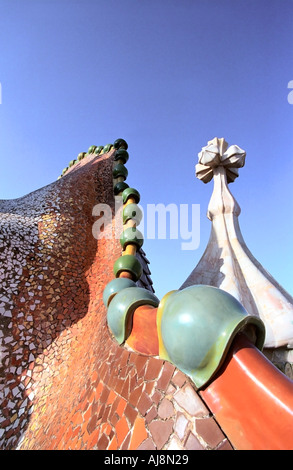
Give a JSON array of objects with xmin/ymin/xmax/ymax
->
[{"xmin": 0, "ymin": 0, "xmax": 292, "ymax": 300}]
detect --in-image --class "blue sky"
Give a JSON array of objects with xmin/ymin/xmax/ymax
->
[{"xmin": 0, "ymin": 0, "xmax": 292, "ymax": 300}]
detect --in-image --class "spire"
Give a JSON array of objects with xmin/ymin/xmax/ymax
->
[
  {"xmin": 181, "ymin": 138, "xmax": 293, "ymax": 349},
  {"xmin": 195, "ymin": 137, "xmax": 245, "ymax": 185}
]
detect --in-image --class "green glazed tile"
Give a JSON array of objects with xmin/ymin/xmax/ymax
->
[
  {"xmin": 113, "ymin": 138, "xmax": 128, "ymax": 150},
  {"xmin": 114, "ymin": 149, "xmax": 129, "ymax": 164},
  {"xmin": 114, "ymin": 182, "xmax": 129, "ymax": 195},
  {"xmin": 113, "ymin": 163, "xmax": 128, "ymax": 180},
  {"xmin": 122, "ymin": 187, "xmax": 140, "ymax": 204},
  {"xmin": 157, "ymin": 285, "xmax": 265, "ymax": 389},
  {"xmin": 113, "ymin": 254, "xmax": 142, "ymax": 281},
  {"xmin": 94, "ymin": 146, "xmax": 104, "ymax": 155},
  {"xmin": 120, "ymin": 227, "xmax": 144, "ymax": 250},
  {"xmin": 103, "ymin": 277, "xmax": 137, "ymax": 307},
  {"xmin": 77, "ymin": 152, "xmax": 86, "ymax": 161},
  {"xmin": 102, "ymin": 144, "xmax": 113, "ymax": 154},
  {"xmin": 107, "ymin": 287, "xmax": 159, "ymax": 344},
  {"xmin": 87, "ymin": 145, "xmax": 97, "ymax": 154},
  {"xmin": 122, "ymin": 203, "xmax": 143, "ymax": 225}
]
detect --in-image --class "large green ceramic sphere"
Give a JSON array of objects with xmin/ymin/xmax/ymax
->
[
  {"xmin": 112, "ymin": 163, "xmax": 128, "ymax": 180},
  {"xmin": 77, "ymin": 152, "xmax": 86, "ymax": 161},
  {"xmin": 122, "ymin": 203, "xmax": 143, "ymax": 225},
  {"xmin": 102, "ymin": 144, "xmax": 113, "ymax": 154},
  {"xmin": 113, "ymin": 138, "xmax": 128, "ymax": 150},
  {"xmin": 114, "ymin": 182, "xmax": 129, "ymax": 195},
  {"xmin": 114, "ymin": 149, "xmax": 129, "ymax": 164},
  {"xmin": 158, "ymin": 285, "xmax": 265, "ymax": 389},
  {"xmin": 107, "ymin": 287, "xmax": 159, "ymax": 344},
  {"xmin": 88, "ymin": 145, "xmax": 97, "ymax": 154},
  {"xmin": 120, "ymin": 227, "xmax": 144, "ymax": 250},
  {"xmin": 103, "ymin": 277, "xmax": 137, "ymax": 307},
  {"xmin": 113, "ymin": 255, "xmax": 142, "ymax": 281},
  {"xmin": 95, "ymin": 146, "xmax": 104, "ymax": 155},
  {"xmin": 122, "ymin": 187, "xmax": 140, "ymax": 204}
]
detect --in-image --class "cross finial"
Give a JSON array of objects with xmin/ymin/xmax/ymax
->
[{"xmin": 195, "ymin": 137, "xmax": 246, "ymax": 184}]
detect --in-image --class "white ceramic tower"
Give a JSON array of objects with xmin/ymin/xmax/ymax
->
[{"xmin": 181, "ymin": 138, "xmax": 293, "ymax": 356}]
